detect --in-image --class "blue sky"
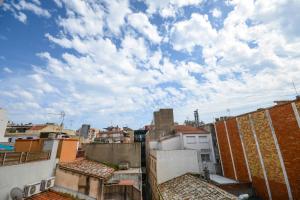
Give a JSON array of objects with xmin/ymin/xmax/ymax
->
[{"xmin": 1, "ymin": 0, "xmax": 300, "ymax": 130}]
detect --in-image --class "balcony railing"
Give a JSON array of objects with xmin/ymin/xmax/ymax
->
[{"xmin": 0, "ymin": 151, "xmax": 51, "ymax": 166}]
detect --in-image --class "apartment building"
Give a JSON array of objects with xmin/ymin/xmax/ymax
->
[
  {"xmin": 215, "ymin": 98, "xmax": 300, "ymax": 200},
  {"xmin": 146, "ymin": 109, "xmax": 218, "ymax": 200}
]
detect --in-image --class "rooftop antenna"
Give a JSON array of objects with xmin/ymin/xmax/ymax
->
[
  {"xmin": 226, "ymin": 108, "xmax": 231, "ymax": 116},
  {"xmin": 194, "ymin": 109, "xmax": 199, "ymax": 127},
  {"xmin": 292, "ymin": 81, "xmax": 299, "ymax": 96}
]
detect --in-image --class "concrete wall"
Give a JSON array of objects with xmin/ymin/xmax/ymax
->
[
  {"xmin": 0, "ymin": 140, "xmax": 59, "ymax": 200},
  {"xmin": 55, "ymin": 168, "xmax": 100, "ymax": 199},
  {"xmin": 85, "ymin": 143, "xmax": 141, "ymax": 168},
  {"xmin": 155, "ymin": 150, "xmax": 199, "ymax": 184},
  {"xmin": 0, "ymin": 109, "xmax": 8, "ymax": 142},
  {"xmin": 215, "ymin": 100, "xmax": 300, "ymax": 200}
]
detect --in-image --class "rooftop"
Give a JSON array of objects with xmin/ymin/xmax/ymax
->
[
  {"xmin": 158, "ymin": 174, "xmax": 237, "ymax": 200},
  {"xmin": 175, "ymin": 125, "xmax": 209, "ymax": 134},
  {"xmin": 26, "ymin": 190, "xmax": 74, "ymax": 200},
  {"xmin": 59, "ymin": 158, "xmax": 115, "ymax": 180}
]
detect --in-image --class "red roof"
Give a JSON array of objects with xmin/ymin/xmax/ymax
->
[
  {"xmin": 175, "ymin": 125, "xmax": 208, "ymax": 134},
  {"xmin": 26, "ymin": 190, "xmax": 74, "ymax": 200}
]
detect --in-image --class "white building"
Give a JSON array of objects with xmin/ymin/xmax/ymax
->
[
  {"xmin": 0, "ymin": 108, "xmax": 8, "ymax": 142},
  {"xmin": 147, "ymin": 124, "xmax": 217, "ymax": 199}
]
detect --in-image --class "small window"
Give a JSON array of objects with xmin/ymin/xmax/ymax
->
[
  {"xmin": 198, "ymin": 136, "xmax": 208, "ymax": 143},
  {"xmin": 186, "ymin": 136, "xmax": 196, "ymax": 144},
  {"xmin": 201, "ymin": 154, "xmax": 210, "ymax": 162}
]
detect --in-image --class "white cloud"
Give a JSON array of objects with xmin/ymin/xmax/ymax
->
[
  {"xmin": 2, "ymin": 0, "xmax": 50, "ymax": 23},
  {"xmin": 3, "ymin": 67, "xmax": 13, "ymax": 73},
  {"xmin": 212, "ymin": 8, "xmax": 222, "ymax": 18},
  {"xmin": 105, "ymin": 0, "xmax": 131, "ymax": 35},
  {"xmin": 127, "ymin": 12, "xmax": 162, "ymax": 43},
  {"xmin": 170, "ymin": 13, "xmax": 217, "ymax": 52},
  {"xmin": 145, "ymin": 0, "xmax": 202, "ymax": 17},
  {"xmin": 2, "ymin": 0, "xmax": 300, "ymax": 128}
]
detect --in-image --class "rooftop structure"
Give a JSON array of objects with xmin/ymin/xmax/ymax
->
[
  {"xmin": 26, "ymin": 190, "xmax": 74, "ymax": 200},
  {"xmin": 158, "ymin": 174, "xmax": 237, "ymax": 200},
  {"xmin": 59, "ymin": 159, "xmax": 115, "ymax": 180}
]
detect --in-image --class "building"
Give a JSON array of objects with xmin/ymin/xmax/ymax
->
[
  {"xmin": 55, "ymin": 158, "xmax": 115, "ymax": 200},
  {"xmin": 84, "ymin": 143, "xmax": 143, "ymax": 199},
  {"xmin": 94, "ymin": 126, "xmax": 134, "ymax": 144},
  {"xmin": 214, "ymin": 98, "xmax": 300, "ymax": 200},
  {"xmin": 5, "ymin": 123, "xmax": 76, "ymax": 142},
  {"xmin": 0, "ymin": 139, "xmax": 59, "ymax": 200},
  {"xmin": 158, "ymin": 173, "xmax": 237, "ymax": 200},
  {"xmin": 0, "ymin": 108, "xmax": 8, "ymax": 142},
  {"xmin": 146, "ymin": 109, "xmax": 218, "ymax": 200}
]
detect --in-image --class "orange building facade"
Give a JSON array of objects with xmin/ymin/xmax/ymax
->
[
  {"xmin": 15, "ymin": 138, "xmax": 79, "ymax": 163},
  {"xmin": 215, "ymin": 100, "xmax": 300, "ymax": 200}
]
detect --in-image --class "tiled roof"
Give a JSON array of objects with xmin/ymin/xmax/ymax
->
[
  {"xmin": 175, "ymin": 125, "xmax": 208, "ymax": 134},
  {"xmin": 158, "ymin": 174, "xmax": 238, "ymax": 200},
  {"xmin": 26, "ymin": 190, "xmax": 74, "ymax": 200},
  {"xmin": 59, "ymin": 158, "xmax": 115, "ymax": 180}
]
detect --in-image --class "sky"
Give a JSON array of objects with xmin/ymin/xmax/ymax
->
[{"xmin": 0, "ymin": 0, "xmax": 300, "ymax": 130}]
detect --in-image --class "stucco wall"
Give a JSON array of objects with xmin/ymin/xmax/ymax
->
[
  {"xmin": 159, "ymin": 136, "xmax": 181, "ymax": 150},
  {"xmin": 0, "ymin": 109, "xmax": 8, "ymax": 142},
  {"xmin": 85, "ymin": 143, "xmax": 141, "ymax": 168},
  {"xmin": 0, "ymin": 140, "xmax": 59, "ymax": 200},
  {"xmin": 156, "ymin": 150, "xmax": 199, "ymax": 184}
]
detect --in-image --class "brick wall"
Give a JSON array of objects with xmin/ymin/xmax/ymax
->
[
  {"xmin": 215, "ymin": 100, "xmax": 300, "ymax": 200},
  {"xmin": 226, "ymin": 118, "xmax": 250, "ymax": 182},
  {"xmin": 269, "ymin": 102, "xmax": 300, "ymax": 200},
  {"xmin": 236, "ymin": 115, "xmax": 269, "ymax": 200},
  {"xmin": 215, "ymin": 121, "xmax": 235, "ymax": 179}
]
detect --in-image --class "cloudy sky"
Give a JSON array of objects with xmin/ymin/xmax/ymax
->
[{"xmin": 0, "ymin": 0, "xmax": 300, "ymax": 129}]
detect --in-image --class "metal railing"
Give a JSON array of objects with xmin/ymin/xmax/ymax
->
[{"xmin": 0, "ymin": 151, "xmax": 51, "ymax": 166}]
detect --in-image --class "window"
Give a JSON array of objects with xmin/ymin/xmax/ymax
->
[
  {"xmin": 186, "ymin": 136, "xmax": 196, "ymax": 144},
  {"xmin": 198, "ymin": 136, "xmax": 208, "ymax": 143},
  {"xmin": 201, "ymin": 154, "xmax": 210, "ymax": 162}
]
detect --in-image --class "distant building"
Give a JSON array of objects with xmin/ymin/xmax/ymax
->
[
  {"xmin": 0, "ymin": 108, "xmax": 8, "ymax": 142},
  {"xmin": 146, "ymin": 109, "xmax": 218, "ymax": 200},
  {"xmin": 215, "ymin": 98, "xmax": 300, "ymax": 200},
  {"xmin": 5, "ymin": 123, "xmax": 76, "ymax": 142},
  {"xmin": 94, "ymin": 126, "xmax": 134, "ymax": 144}
]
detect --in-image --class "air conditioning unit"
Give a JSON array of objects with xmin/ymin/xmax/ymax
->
[
  {"xmin": 40, "ymin": 177, "xmax": 55, "ymax": 191},
  {"xmin": 23, "ymin": 182, "xmax": 41, "ymax": 197},
  {"xmin": 118, "ymin": 162, "xmax": 129, "ymax": 170}
]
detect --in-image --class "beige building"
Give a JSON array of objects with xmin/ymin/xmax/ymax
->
[{"xmin": 5, "ymin": 123, "xmax": 76, "ymax": 142}]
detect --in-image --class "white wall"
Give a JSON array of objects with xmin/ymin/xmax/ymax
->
[
  {"xmin": 0, "ymin": 109, "xmax": 8, "ymax": 142},
  {"xmin": 0, "ymin": 140, "xmax": 59, "ymax": 200},
  {"xmin": 159, "ymin": 136, "xmax": 181, "ymax": 150},
  {"xmin": 156, "ymin": 150, "xmax": 199, "ymax": 184}
]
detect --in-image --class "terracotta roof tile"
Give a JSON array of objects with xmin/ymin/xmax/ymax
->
[
  {"xmin": 175, "ymin": 125, "xmax": 208, "ymax": 134},
  {"xmin": 26, "ymin": 190, "xmax": 74, "ymax": 200},
  {"xmin": 59, "ymin": 158, "xmax": 115, "ymax": 180},
  {"xmin": 158, "ymin": 174, "xmax": 238, "ymax": 200}
]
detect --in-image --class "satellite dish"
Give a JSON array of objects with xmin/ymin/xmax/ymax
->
[{"xmin": 10, "ymin": 187, "xmax": 23, "ymax": 200}]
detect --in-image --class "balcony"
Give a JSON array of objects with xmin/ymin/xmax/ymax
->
[{"xmin": 0, "ymin": 151, "xmax": 51, "ymax": 166}]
